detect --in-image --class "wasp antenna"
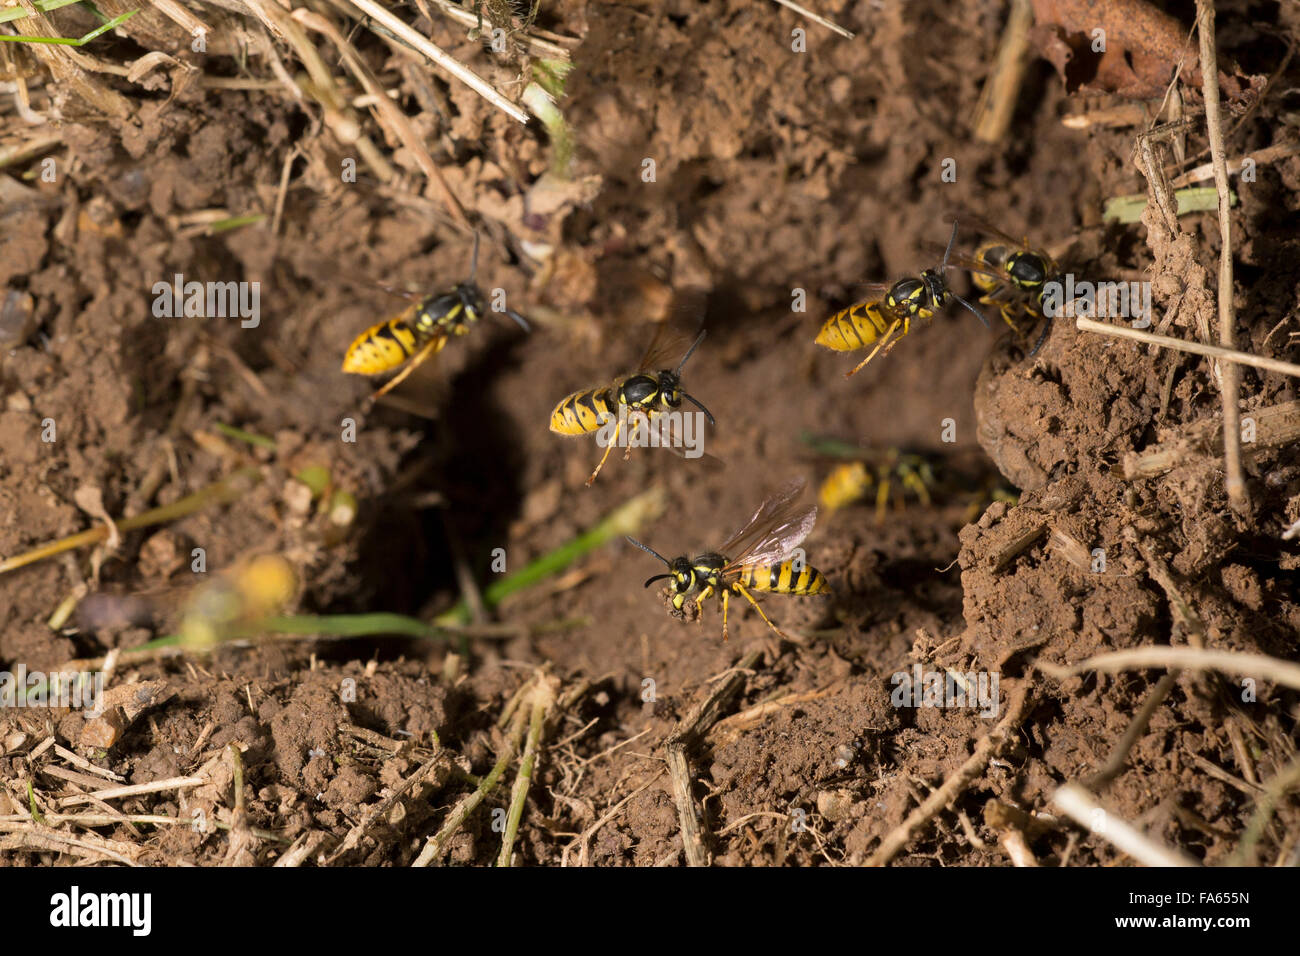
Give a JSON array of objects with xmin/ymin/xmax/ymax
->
[
  {"xmin": 953, "ymin": 292, "xmax": 990, "ymax": 329},
  {"xmin": 506, "ymin": 308, "xmax": 531, "ymax": 332},
  {"xmin": 940, "ymin": 219, "xmax": 961, "ymax": 270},
  {"xmin": 468, "ymin": 231, "xmax": 480, "ymax": 284},
  {"xmin": 1027, "ymin": 317, "xmax": 1051, "ymax": 356},
  {"xmin": 643, "ymin": 573, "xmax": 673, "ymax": 589},
  {"xmin": 626, "ymin": 535, "xmax": 671, "ymax": 566},
  {"xmin": 683, "ymin": 393, "xmax": 716, "ymax": 427},
  {"xmin": 673, "ymin": 329, "xmax": 708, "ymax": 376}
]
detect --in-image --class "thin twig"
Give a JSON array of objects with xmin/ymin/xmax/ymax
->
[
  {"xmin": 665, "ymin": 647, "xmax": 764, "ymax": 867},
  {"xmin": 325, "ymin": 746, "xmax": 452, "ymax": 864},
  {"xmin": 1196, "ymin": 0, "xmax": 1247, "ymax": 513},
  {"xmin": 339, "ymin": 0, "xmax": 528, "ymax": 124},
  {"xmin": 55, "ymin": 776, "xmax": 204, "ymax": 808},
  {"xmin": 1228, "ymin": 755, "xmax": 1300, "ymax": 866},
  {"xmin": 1038, "ymin": 647, "xmax": 1300, "ymax": 693},
  {"xmin": 1123, "ymin": 398, "xmax": 1300, "ymax": 478},
  {"xmin": 1085, "ymin": 672, "xmax": 1177, "ymax": 788},
  {"xmin": 1170, "ymin": 141, "xmax": 1300, "ymax": 188},
  {"xmin": 498, "ymin": 676, "xmax": 555, "ymax": 866},
  {"xmin": 0, "ymin": 467, "xmax": 261, "ymax": 575},
  {"xmin": 1052, "ymin": 783, "xmax": 1200, "ymax": 866},
  {"xmin": 413, "ymin": 697, "xmax": 529, "ymax": 866},
  {"xmin": 770, "ymin": 0, "xmax": 854, "ymax": 38},
  {"xmin": 864, "ymin": 682, "xmax": 1030, "ymax": 866},
  {"xmin": 1076, "ymin": 318, "xmax": 1300, "ymax": 378},
  {"xmin": 423, "ymin": 0, "xmax": 573, "ymax": 58},
  {"xmin": 291, "ymin": 8, "xmax": 469, "ymax": 228},
  {"xmin": 972, "ymin": 0, "xmax": 1032, "ymax": 143}
]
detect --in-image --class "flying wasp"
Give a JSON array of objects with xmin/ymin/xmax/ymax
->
[
  {"xmin": 815, "ymin": 220, "xmax": 988, "ymax": 378},
  {"xmin": 936, "ymin": 216, "xmax": 1061, "ymax": 357},
  {"xmin": 818, "ymin": 451, "xmax": 937, "ymax": 522},
  {"xmin": 626, "ymin": 478, "xmax": 829, "ymax": 642},
  {"xmin": 802, "ymin": 433, "xmax": 1017, "ymax": 524},
  {"xmin": 550, "ymin": 323, "xmax": 716, "ymax": 486},
  {"xmin": 341, "ymin": 233, "xmax": 529, "ymax": 401}
]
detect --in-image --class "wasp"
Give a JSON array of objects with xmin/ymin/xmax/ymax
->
[
  {"xmin": 550, "ymin": 323, "xmax": 715, "ymax": 486},
  {"xmin": 815, "ymin": 220, "xmax": 988, "ymax": 378},
  {"xmin": 940, "ymin": 217, "xmax": 1060, "ymax": 357},
  {"xmin": 341, "ymin": 233, "xmax": 529, "ymax": 401},
  {"xmin": 818, "ymin": 450, "xmax": 937, "ymax": 522},
  {"xmin": 626, "ymin": 478, "xmax": 829, "ymax": 642}
]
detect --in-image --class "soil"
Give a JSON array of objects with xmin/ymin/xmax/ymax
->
[{"xmin": 1, "ymin": 0, "xmax": 1298, "ymax": 866}]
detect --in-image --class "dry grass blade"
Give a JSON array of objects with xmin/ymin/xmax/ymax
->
[
  {"xmin": 1052, "ymin": 783, "xmax": 1200, "ymax": 866},
  {"xmin": 339, "ymin": 0, "xmax": 528, "ymax": 124},
  {"xmin": 55, "ymin": 776, "xmax": 204, "ymax": 808},
  {"xmin": 1076, "ymin": 318, "xmax": 1300, "ymax": 378},
  {"xmin": 1037, "ymin": 646, "xmax": 1300, "ymax": 692},
  {"xmin": 864, "ymin": 681, "xmax": 1030, "ymax": 866},
  {"xmin": 770, "ymin": 0, "xmax": 855, "ymax": 39},
  {"xmin": 973, "ymin": 0, "xmax": 1032, "ymax": 143},
  {"xmin": 291, "ymin": 8, "xmax": 468, "ymax": 228},
  {"xmin": 1195, "ymin": 0, "xmax": 1247, "ymax": 514},
  {"xmin": 666, "ymin": 646, "xmax": 765, "ymax": 866}
]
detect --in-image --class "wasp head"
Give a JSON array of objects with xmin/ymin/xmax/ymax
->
[
  {"xmin": 657, "ymin": 370, "xmax": 684, "ymax": 409},
  {"xmin": 627, "ymin": 537, "xmax": 696, "ymax": 597},
  {"xmin": 454, "ymin": 282, "xmax": 486, "ymax": 323}
]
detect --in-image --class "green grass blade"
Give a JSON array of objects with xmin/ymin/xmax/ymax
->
[
  {"xmin": 213, "ymin": 422, "xmax": 278, "ymax": 450},
  {"xmin": 0, "ymin": 0, "xmax": 86, "ymax": 27},
  {"xmin": 0, "ymin": 8, "xmax": 136, "ymax": 45},
  {"xmin": 1103, "ymin": 186, "xmax": 1237, "ymax": 224},
  {"xmin": 436, "ymin": 486, "xmax": 667, "ymax": 626}
]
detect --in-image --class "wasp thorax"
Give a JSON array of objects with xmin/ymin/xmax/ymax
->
[
  {"xmin": 886, "ymin": 276, "xmax": 927, "ymax": 314},
  {"xmin": 620, "ymin": 374, "xmax": 661, "ymax": 408},
  {"xmin": 1006, "ymin": 253, "xmax": 1047, "ymax": 288}
]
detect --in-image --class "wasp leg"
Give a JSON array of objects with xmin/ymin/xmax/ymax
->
[
  {"xmin": 623, "ymin": 409, "xmax": 647, "ymax": 463},
  {"xmin": 1000, "ymin": 304, "xmax": 1024, "ymax": 335},
  {"xmin": 901, "ymin": 468, "xmax": 932, "ymax": 506},
  {"xmin": 874, "ymin": 475, "xmax": 891, "ymax": 524},
  {"xmin": 845, "ymin": 318, "xmax": 903, "ymax": 378},
  {"xmin": 586, "ymin": 416, "xmax": 624, "ymax": 486},
  {"xmin": 693, "ymin": 585, "xmax": 716, "ymax": 630},
  {"xmin": 731, "ymin": 582, "xmax": 789, "ymax": 641},
  {"xmin": 369, "ymin": 337, "xmax": 444, "ymax": 402},
  {"xmin": 720, "ymin": 588, "xmax": 730, "ymax": 643}
]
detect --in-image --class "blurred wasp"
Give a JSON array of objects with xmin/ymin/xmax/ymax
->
[
  {"xmin": 818, "ymin": 450, "xmax": 937, "ymax": 522},
  {"xmin": 803, "ymin": 433, "xmax": 1017, "ymax": 524},
  {"xmin": 938, "ymin": 216, "xmax": 1061, "ymax": 357},
  {"xmin": 626, "ymin": 477, "xmax": 829, "ymax": 642},
  {"xmin": 816, "ymin": 220, "xmax": 988, "ymax": 378},
  {"xmin": 550, "ymin": 323, "xmax": 715, "ymax": 486},
  {"xmin": 342, "ymin": 233, "xmax": 529, "ymax": 401}
]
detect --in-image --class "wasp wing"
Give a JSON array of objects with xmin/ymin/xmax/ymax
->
[
  {"xmin": 921, "ymin": 242, "xmax": 1011, "ymax": 285},
  {"xmin": 842, "ymin": 282, "xmax": 892, "ymax": 306},
  {"xmin": 950, "ymin": 214, "xmax": 1039, "ymax": 254},
  {"xmin": 636, "ymin": 413, "xmax": 724, "ymax": 469},
  {"xmin": 946, "ymin": 216, "xmax": 1058, "ymax": 271},
  {"xmin": 719, "ymin": 478, "xmax": 818, "ymax": 571},
  {"xmin": 633, "ymin": 321, "xmax": 696, "ymax": 373}
]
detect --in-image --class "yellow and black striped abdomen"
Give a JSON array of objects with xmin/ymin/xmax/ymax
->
[
  {"xmin": 550, "ymin": 387, "xmax": 619, "ymax": 436},
  {"xmin": 342, "ymin": 318, "xmax": 444, "ymax": 374},
  {"xmin": 737, "ymin": 561, "xmax": 829, "ymax": 596},
  {"xmin": 815, "ymin": 300, "xmax": 892, "ymax": 352},
  {"xmin": 819, "ymin": 462, "xmax": 872, "ymax": 512}
]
